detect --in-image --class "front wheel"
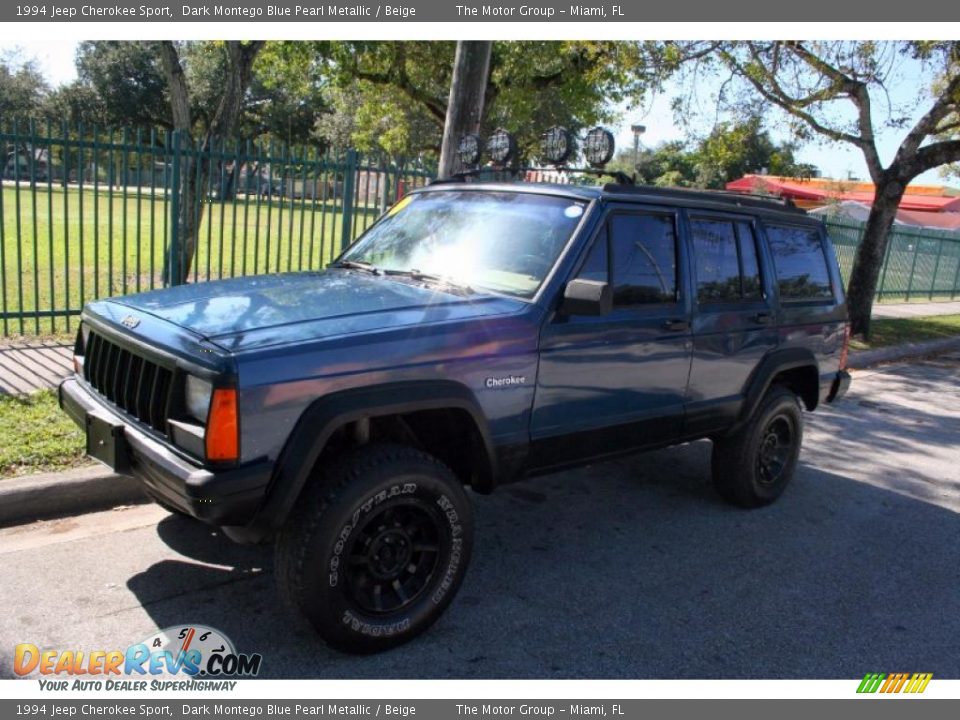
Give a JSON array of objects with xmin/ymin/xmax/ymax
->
[
  {"xmin": 274, "ymin": 444, "xmax": 473, "ymax": 653},
  {"xmin": 712, "ymin": 386, "xmax": 804, "ymax": 508}
]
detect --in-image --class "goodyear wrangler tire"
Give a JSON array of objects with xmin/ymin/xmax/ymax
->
[
  {"xmin": 711, "ymin": 386, "xmax": 804, "ymax": 508},
  {"xmin": 274, "ymin": 444, "xmax": 473, "ymax": 654}
]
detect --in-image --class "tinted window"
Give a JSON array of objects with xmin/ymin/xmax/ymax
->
[
  {"xmin": 767, "ymin": 225, "xmax": 833, "ymax": 300},
  {"xmin": 609, "ymin": 213, "xmax": 677, "ymax": 305},
  {"xmin": 691, "ymin": 219, "xmax": 741, "ymax": 303},
  {"xmin": 736, "ymin": 222, "xmax": 762, "ymax": 300},
  {"xmin": 577, "ymin": 225, "xmax": 609, "ymax": 284}
]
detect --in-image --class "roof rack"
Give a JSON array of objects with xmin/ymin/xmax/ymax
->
[
  {"xmin": 433, "ymin": 166, "xmax": 635, "ymax": 187},
  {"xmin": 602, "ymin": 183, "xmax": 805, "ymax": 213}
]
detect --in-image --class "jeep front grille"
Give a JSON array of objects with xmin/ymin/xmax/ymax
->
[{"xmin": 83, "ymin": 330, "xmax": 173, "ymax": 436}]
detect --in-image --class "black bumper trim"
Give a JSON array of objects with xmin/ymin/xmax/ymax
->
[
  {"xmin": 59, "ymin": 377, "xmax": 272, "ymax": 527},
  {"xmin": 827, "ymin": 370, "xmax": 852, "ymax": 403}
]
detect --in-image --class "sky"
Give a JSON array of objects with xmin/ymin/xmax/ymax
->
[{"xmin": 3, "ymin": 38, "xmax": 953, "ymax": 188}]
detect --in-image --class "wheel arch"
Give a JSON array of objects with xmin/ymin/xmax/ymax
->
[
  {"xmin": 736, "ymin": 348, "xmax": 820, "ymax": 429},
  {"xmin": 239, "ymin": 380, "xmax": 496, "ymax": 539}
]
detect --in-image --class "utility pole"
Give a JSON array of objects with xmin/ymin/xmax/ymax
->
[
  {"xmin": 438, "ymin": 41, "xmax": 493, "ymax": 179},
  {"xmin": 631, "ymin": 123, "xmax": 646, "ymax": 170}
]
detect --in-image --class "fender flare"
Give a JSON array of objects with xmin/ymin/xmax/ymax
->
[
  {"xmin": 246, "ymin": 380, "xmax": 496, "ymax": 535},
  {"xmin": 736, "ymin": 347, "xmax": 820, "ymax": 426}
]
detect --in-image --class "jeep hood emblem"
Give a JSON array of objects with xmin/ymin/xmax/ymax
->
[{"xmin": 121, "ymin": 315, "xmax": 141, "ymax": 329}]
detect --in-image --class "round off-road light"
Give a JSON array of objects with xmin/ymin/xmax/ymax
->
[
  {"xmin": 486, "ymin": 129, "xmax": 517, "ymax": 165},
  {"xmin": 541, "ymin": 126, "xmax": 573, "ymax": 165},
  {"xmin": 583, "ymin": 127, "xmax": 615, "ymax": 168},
  {"xmin": 457, "ymin": 134, "xmax": 481, "ymax": 168}
]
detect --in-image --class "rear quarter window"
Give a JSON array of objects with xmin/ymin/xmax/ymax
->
[{"xmin": 765, "ymin": 224, "xmax": 834, "ymax": 301}]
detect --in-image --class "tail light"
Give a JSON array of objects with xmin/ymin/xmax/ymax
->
[
  {"xmin": 839, "ymin": 323, "xmax": 851, "ymax": 371},
  {"xmin": 206, "ymin": 388, "xmax": 239, "ymax": 462}
]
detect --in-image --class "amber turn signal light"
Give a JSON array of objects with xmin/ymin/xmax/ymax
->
[{"xmin": 206, "ymin": 388, "xmax": 239, "ymax": 462}]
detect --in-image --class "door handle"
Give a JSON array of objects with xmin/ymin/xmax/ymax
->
[
  {"xmin": 753, "ymin": 312, "xmax": 774, "ymax": 325},
  {"xmin": 661, "ymin": 318, "xmax": 690, "ymax": 332}
]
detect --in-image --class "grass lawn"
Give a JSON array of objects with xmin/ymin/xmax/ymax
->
[
  {"xmin": 1, "ymin": 182, "xmax": 382, "ymax": 336},
  {"xmin": 0, "ymin": 389, "xmax": 88, "ymax": 478},
  {"xmin": 852, "ymin": 314, "xmax": 960, "ymax": 351}
]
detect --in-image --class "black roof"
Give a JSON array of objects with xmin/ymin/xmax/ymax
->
[{"xmin": 421, "ymin": 179, "xmax": 810, "ymax": 219}]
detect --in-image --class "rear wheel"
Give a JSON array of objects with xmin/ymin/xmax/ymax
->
[
  {"xmin": 274, "ymin": 444, "xmax": 473, "ymax": 654},
  {"xmin": 712, "ymin": 386, "xmax": 804, "ymax": 508}
]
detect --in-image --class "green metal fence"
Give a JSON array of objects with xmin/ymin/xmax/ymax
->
[
  {"xmin": 826, "ymin": 218, "xmax": 960, "ymax": 302},
  {"xmin": 0, "ymin": 122, "xmax": 433, "ymax": 337},
  {"xmin": 3, "ymin": 123, "xmax": 960, "ymax": 339}
]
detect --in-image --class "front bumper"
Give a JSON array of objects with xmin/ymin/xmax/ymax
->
[{"xmin": 59, "ymin": 376, "xmax": 272, "ymax": 527}]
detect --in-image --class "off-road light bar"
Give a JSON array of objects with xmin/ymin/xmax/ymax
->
[
  {"xmin": 541, "ymin": 126, "xmax": 574, "ymax": 165},
  {"xmin": 583, "ymin": 127, "xmax": 615, "ymax": 168},
  {"xmin": 457, "ymin": 134, "xmax": 481, "ymax": 168},
  {"xmin": 486, "ymin": 129, "xmax": 517, "ymax": 165}
]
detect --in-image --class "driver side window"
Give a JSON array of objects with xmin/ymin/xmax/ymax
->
[{"xmin": 577, "ymin": 212, "xmax": 678, "ymax": 306}]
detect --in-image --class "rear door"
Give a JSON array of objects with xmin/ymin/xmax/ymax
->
[
  {"xmin": 530, "ymin": 203, "xmax": 693, "ymax": 468},
  {"xmin": 684, "ymin": 213, "xmax": 779, "ymax": 437}
]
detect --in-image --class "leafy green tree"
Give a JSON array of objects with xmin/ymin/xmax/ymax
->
[
  {"xmin": 313, "ymin": 41, "xmax": 660, "ymax": 160},
  {"xmin": 76, "ymin": 41, "xmax": 169, "ymax": 128},
  {"xmin": 605, "ymin": 118, "xmax": 815, "ymax": 188},
  {"xmin": 41, "ymin": 82, "xmax": 108, "ymax": 128},
  {"xmin": 0, "ymin": 52, "xmax": 49, "ymax": 124}
]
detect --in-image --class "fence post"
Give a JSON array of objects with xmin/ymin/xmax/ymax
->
[
  {"xmin": 928, "ymin": 237, "xmax": 944, "ymax": 300},
  {"xmin": 951, "ymin": 240, "xmax": 960, "ymax": 300},
  {"xmin": 877, "ymin": 227, "xmax": 893, "ymax": 300},
  {"xmin": 905, "ymin": 235, "xmax": 922, "ymax": 301},
  {"xmin": 339, "ymin": 149, "xmax": 358, "ymax": 253},
  {"xmin": 166, "ymin": 129, "xmax": 182, "ymax": 286}
]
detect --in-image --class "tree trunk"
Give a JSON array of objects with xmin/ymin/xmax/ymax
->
[
  {"xmin": 160, "ymin": 40, "xmax": 264, "ymax": 285},
  {"xmin": 438, "ymin": 41, "xmax": 492, "ymax": 179},
  {"xmin": 845, "ymin": 177, "xmax": 906, "ymax": 338}
]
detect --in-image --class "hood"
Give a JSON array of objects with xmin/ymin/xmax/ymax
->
[{"xmin": 107, "ymin": 270, "xmax": 527, "ymax": 351}]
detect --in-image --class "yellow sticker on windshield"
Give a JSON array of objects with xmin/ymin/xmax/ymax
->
[{"xmin": 386, "ymin": 195, "xmax": 415, "ymax": 217}]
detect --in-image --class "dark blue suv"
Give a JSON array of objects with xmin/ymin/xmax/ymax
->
[{"xmin": 60, "ymin": 180, "xmax": 851, "ymax": 653}]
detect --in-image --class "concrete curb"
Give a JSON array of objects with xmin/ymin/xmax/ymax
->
[
  {"xmin": 0, "ymin": 464, "xmax": 147, "ymax": 528},
  {"xmin": 847, "ymin": 335, "xmax": 960, "ymax": 370}
]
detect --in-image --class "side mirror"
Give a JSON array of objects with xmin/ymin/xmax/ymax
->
[{"xmin": 560, "ymin": 279, "xmax": 612, "ymax": 317}]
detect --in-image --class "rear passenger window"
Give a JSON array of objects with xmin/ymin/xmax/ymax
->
[
  {"xmin": 766, "ymin": 225, "xmax": 833, "ymax": 300},
  {"xmin": 691, "ymin": 219, "xmax": 741, "ymax": 303}
]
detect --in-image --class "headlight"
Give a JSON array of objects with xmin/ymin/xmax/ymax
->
[{"xmin": 185, "ymin": 375, "xmax": 213, "ymax": 423}]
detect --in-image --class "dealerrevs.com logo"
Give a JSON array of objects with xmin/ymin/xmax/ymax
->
[
  {"xmin": 14, "ymin": 625, "xmax": 262, "ymax": 691},
  {"xmin": 857, "ymin": 673, "xmax": 933, "ymax": 694}
]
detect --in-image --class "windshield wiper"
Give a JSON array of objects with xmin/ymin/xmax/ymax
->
[
  {"xmin": 330, "ymin": 260, "xmax": 381, "ymax": 275},
  {"xmin": 383, "ymin": 268, "xmax": 475, "ymax": 294}
]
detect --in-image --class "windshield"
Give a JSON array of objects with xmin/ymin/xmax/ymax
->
[{"xmin": 338, "ymin": 190, "xmax": 587, "ymax": 298}]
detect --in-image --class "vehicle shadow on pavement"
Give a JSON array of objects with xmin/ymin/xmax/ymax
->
[{"xmin": 128, "ymin": 434, "xmax": 960, "ymax": 679}]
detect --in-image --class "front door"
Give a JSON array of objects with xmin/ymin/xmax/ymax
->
[{"xmin": 529, "ymin": 205, "xmax": 693, "ymax": 470}]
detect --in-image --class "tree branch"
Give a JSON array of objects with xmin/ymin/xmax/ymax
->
[
  {"xmin": 898, "ymin": 70, "xmax": 960, "ymax": 158},
  {"xmin": 720, "ymin": 46, "xmax": 864, "ymax": 148},
  {"xmin": 906, "ymin": 139, "xmax": 960, "ymax": 177}
]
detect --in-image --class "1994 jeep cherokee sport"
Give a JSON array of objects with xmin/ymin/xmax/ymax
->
[{"xmin": 60, "ymin": 181, "xmax": 851, "ymax": 653}]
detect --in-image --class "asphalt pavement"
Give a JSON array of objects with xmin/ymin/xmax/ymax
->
[{"xmin": 1, "ymin": 355, "xmax": 958, "ymax": 679}]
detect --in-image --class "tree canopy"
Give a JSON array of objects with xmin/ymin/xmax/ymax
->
[
  {"xmin": 313, "ymin": 41, "xmax": 660, "ymax": 158},
  {"xmin": 607, "ymin": 116, "xmax": 817, "ymax": 189}
]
